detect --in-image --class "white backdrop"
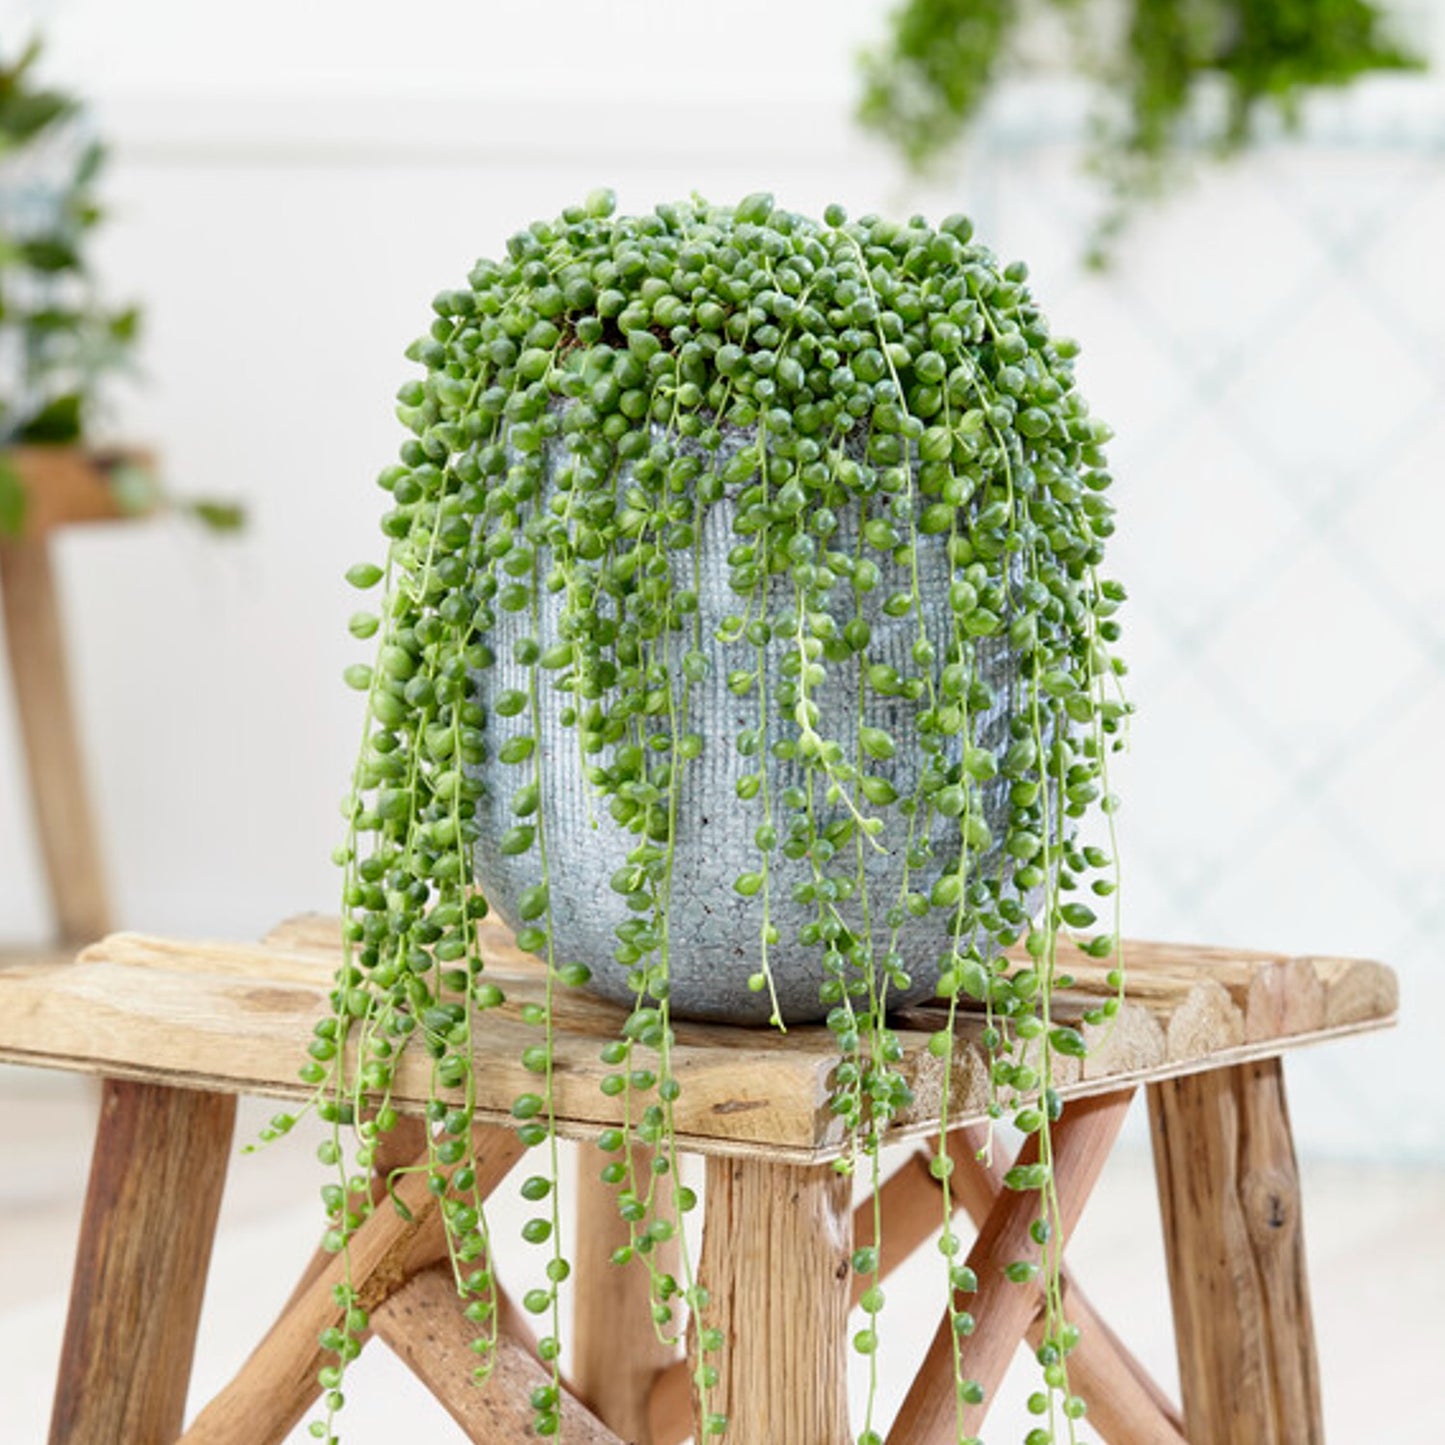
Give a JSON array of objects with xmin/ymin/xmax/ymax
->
[{"xmin": 1, "ymin": 0, "xmax": 1442, "ymax": 1162}]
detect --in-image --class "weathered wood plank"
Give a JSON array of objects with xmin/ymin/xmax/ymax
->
[
  {"xmin": 0, "ymin": 942, "xmax": 845, "ymax": 1157},
  {"xmin": 651, "ymin": 1131, "xmax": 1187, "ymax": 1445},
  {"xmin": 1149, "ymin": 1058, "xmax": 1324, "ymax": 1445},
  {"xmin": 50, "ymin": 1080, "xmax": 235, "ymax": 1445},
  {"xmin": 939, "ymin": 1125, "xmax": 1188, "ymax": 1445},
  {"xmin": 887, "ymin": 1090, "xmax": 1135, "ymax": 1445},
  {"xmin": 374, "ymin": 1263, "xmax": 625, "ymax": 1445},
  {"xmin": 573, "ymin": 1148, "xmax": 680, "ymax": 1442},
  {"xmin": 698, "ymin": 1155, "xmax": 852, "ymax": 1445},
  {"xmin": 274, "ymin": 1115, "xmax": 430, "ymax": 1317},
  {"xmin": 0, "ymin": 921, "xmax": 1397, "ymax": 1159},
  {"xmin": 263, "ymin": 915, "xmax": 1400, "ymax": 1037},
  {"xmin": 181, "ymin": 1127, "xmax": 522, "ymax": 1444}
]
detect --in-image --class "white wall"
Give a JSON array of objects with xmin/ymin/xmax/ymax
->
[{"xmin": 0, "ymin": 0, "xmax": 1441, "ymax": 1161}]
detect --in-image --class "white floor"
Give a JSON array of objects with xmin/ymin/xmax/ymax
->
[{"xmin": 1, "ymin": 1073, "xmax": 1440, "ymax": 1443}]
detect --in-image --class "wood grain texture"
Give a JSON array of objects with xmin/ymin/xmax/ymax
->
[
  {"xmin": 0, "ymin": 918, "xmax": 1396, "ymax": 1160},
  {"xmin": 3, "ymin": 446, "xmax": 156, "ymax": 535},
  {"xmin": 49, "ymin": 1079, "xmax": 235, "ymax": 1445},
  {"xmin": 1149, "ymin": 1058, "xmax": 1324, "ymax": 1445},
  {"xmin": 939, "ymin": 1125, "xmax": 1188, "ymax": 1445},
  {"xmin": 649, "ymin": 1356, "xmax": 693, "ymax": 1445},
  {"xmin": 887, "ymin": 1090, "xmax": 1134, "ymax": 1445},
  {"xmin": 374, "ymin": 1263, "xmax": 625, "ymax": 1445},
  {"xmin": 181, "ymin": 1127, "xmax": 522, "ymax": 1445},
  {"xmin": 0, "ymin": 534, "xmax": 112, "ymax": 945},
  {"xmin": 276, "ymin": 1115, "xmax": 430, "ymax": 1317},
  {"xmin": 573, "ymin": 1148, "xmax": 680, "ymax": 1442},
  {"xmin": 654, "ymin": 1128, "xmax": 1186, "ymax": 1445},
  {"xmin": 698, "ymin": 1156, "xmax": 852, "ymax": 1445}
]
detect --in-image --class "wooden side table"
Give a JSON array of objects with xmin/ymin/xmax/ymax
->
[{"xmin": 0, "ymin": 913, "xmax": 1395, "ymax": 1445}]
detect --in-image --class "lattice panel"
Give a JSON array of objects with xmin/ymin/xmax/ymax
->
[{"xmin": 968, "ymin": 118, "xmax": 1443, "ymax": 1159}]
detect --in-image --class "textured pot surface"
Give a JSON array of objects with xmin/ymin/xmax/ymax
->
[{"xmin": 474, "ymin": 427, "xmax": 1024, "ymax": 1023}]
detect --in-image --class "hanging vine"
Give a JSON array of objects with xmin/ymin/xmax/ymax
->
[
  {"xmin": 306, "ymin": 191, "xmax": 1129, "ymax": 1442},
  {"xmin": 859, "ymin": 0, "xmax": 1420, "ymax": 259}
]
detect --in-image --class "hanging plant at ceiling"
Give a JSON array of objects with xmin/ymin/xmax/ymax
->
[
  {"xmin": 0, "ymin": 38, "xmax": 243, "ymax": 534},
  {"xmin": 306, "ymin": 189, "xmax": 1128, "ymax": 1441},
  {"xmin": 858, "ymin": 0, "xmax": 1421, "ymax": 260}
]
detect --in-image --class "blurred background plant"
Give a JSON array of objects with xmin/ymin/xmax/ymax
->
[
  {"xmin": 0, "ymin": 37, "xmax": 241, "ymax": 535},
  {"xmin": 859, "ymin": 0, "xmax": 1422, "ymax": 260}
]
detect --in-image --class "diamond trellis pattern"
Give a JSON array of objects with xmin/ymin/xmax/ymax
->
[
  {"xmin": 974, "ymin": 120, "xmax": 1445, "ymax": 1161},
  {"xmin": 1221, "ymin": 284, "xmax": 1437, "ymax": 505},
  {"xmin": 1319, "ymin": 675, "xmax": 1445, "ymax": 907},
  {"xmin": 1113, "ymin": 412, "xmax": 1297, "ymax": 639},
  {"xmin": 1200, "ymin": 542, "xmax": 1426, "ymax": 771},
  {"xmin": 1339, "ymin": 411, "xmax": 1445, "ymax": 644}
]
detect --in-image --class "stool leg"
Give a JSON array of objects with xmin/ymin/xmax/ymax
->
[
  {"xmin": 1149, "ymin": 1058, "xmax": 1324, "ymax": 1445},
  {"xmin": 888, "ymin": 1088, "xmax": 1135, "ymax": 1445},
  {"xmin": 0, "ymin": 535, "xmax": 113, "ymax": 946},
  {"xmin": 182, "ymin": 1124, "xmax": 522, "ymax": 1445},
  {"xmin": 573, "ymin": 1146, "xmax": 679, "ymax": 1442},
  {"xmin": 937, "ymin": 1126, "xmax": 1188, "ymax": 1445},
  {"xmin": 49, "ymin": 1078, "xmax": 236, "ymax": 1444},
  {"xmin": 698, "ymin": 1155, "xmax": 852, "ymax": 1445}
]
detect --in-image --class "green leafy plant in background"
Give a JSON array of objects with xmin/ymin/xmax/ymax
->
[
  {"xmin": 859, "ymin": 0, "xmax": 1421, "ymax": 260},
  {"xmin": 0, "ymin": 39, "xmax": 243, "ymax": 534},
  {"xmin": 297, "ymin": 190, "xmax": 1128, "ymax": 1442}
]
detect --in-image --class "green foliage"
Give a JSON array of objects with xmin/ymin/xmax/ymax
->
[
  {"xmin": 0, "ymin": 39, "xmax": 136, "ymax": 447},
  {"xmin": 0, "ymin": 454, "xmax": 24, "ymax": 533},
  {"xmin": 315, "ymin": 192, "xmax": 1129, "ymax": 1442},
  {"xmin": 859, "ymin": 0, "xmax": 1421, "ymax": 258},
  {"xmin": 859, "ymin": 0, "xmax": 1020, "ymax": 170},
  {"xmin": 0, "ymin": 40, "xmax": 244, "ymax": 538}
]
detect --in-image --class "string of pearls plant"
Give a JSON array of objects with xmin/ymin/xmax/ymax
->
[
  {"xmin": 299, "ymin": 191, "xmax": 1129, "ymax": 1443},
  {"xmin": 858, "ymin": 0, "xmax": 1419, "ymax": 262}
]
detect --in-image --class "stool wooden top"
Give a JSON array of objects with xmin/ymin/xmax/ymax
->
[{"xmin": 0, "ymin": 913, "xmax": 1396, "ymax": 1161}]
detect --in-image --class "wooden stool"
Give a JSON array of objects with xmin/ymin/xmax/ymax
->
[{"xmin": 0, "ymin": 913, "xmax": 1396, "ymax": 1444}]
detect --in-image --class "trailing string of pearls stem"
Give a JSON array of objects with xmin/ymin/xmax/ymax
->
[{"xmin": 297, "ymin": 190, "xmax": 1129, "ymax": 1444}]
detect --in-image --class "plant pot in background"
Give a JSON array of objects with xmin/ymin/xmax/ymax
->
[{"xmin": 0, "ymin": 445, "xmax": 157, "ymax": 536}]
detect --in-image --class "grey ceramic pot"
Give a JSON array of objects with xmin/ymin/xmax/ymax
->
[{"xmin": 474, "ymin": 426, "xmax": 1025, "ymax": 1023}]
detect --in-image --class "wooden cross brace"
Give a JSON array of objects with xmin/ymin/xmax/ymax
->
[
  {"xmin": 644, "ymin": 1088, "xmax": 1183, "ymax": 1445},
  {"xmin": 151, "ymin": 1096, "xmax": 1156, "ymax": 1445},
  {"xmin": 177, "ymin": 1119, "xmax": 622, "ymax": 1445},
  {"xmin": 46, "ymin": 1064, "xmax": 1326, "ymax": 1445},
  {"xmin": 639, "ymin": 1067, "xmax": 1323, "ymax": 1445},
  {"xmin": 39, "ymin": 973, "xmax": 1342, "ymax": 1445}
]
